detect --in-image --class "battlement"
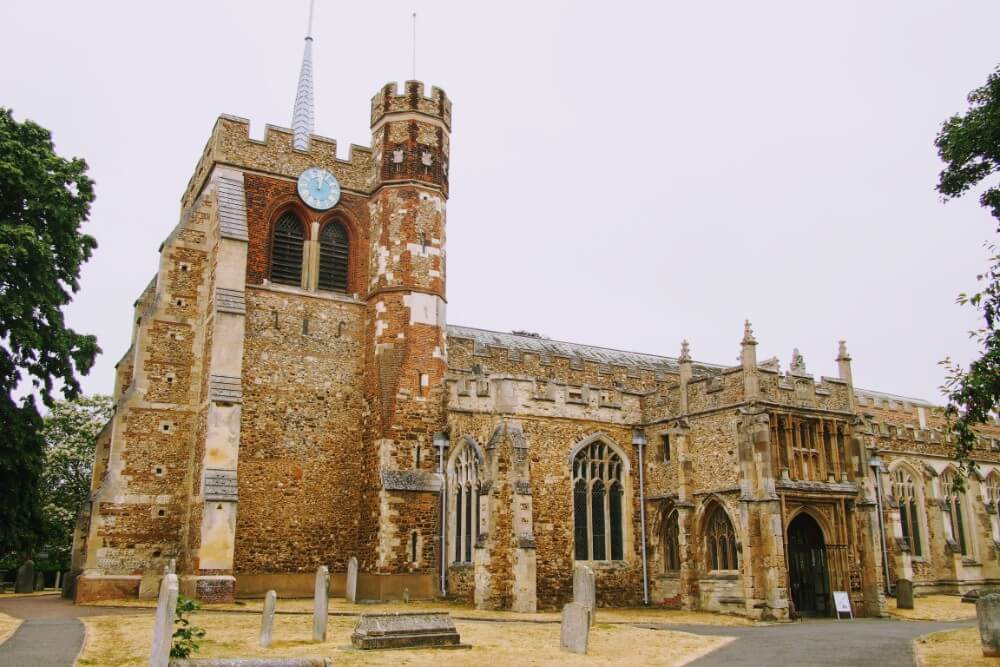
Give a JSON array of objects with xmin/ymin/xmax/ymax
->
[
  {"xmin": 371, "ymin": 81, "xmax": 452, "ymax": 130},
  {"xmin": 181, "ymin": 115, "xmax": 375, "ymax": 211}
]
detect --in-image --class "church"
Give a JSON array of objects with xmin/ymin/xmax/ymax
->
[{"xmin": 71, "ymin": 23, "xmax": 1000, "ymax": 620}]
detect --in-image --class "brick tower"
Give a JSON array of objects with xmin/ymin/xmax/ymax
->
[{"xmin": 360, "ymin": 82, "xmax": 452, "ymax": 589}]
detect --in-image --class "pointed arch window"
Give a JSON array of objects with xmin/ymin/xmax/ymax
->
[
  {"xmin": 450, "ymin": 441, "xmax": 480, "ymax": 563},
  {"xmin": 941, "ymin": 470, "xmax": 968, "ymax": 555},
  {"xmin": 572, "ymin": 440, "xmax": 626, "ymax": 561},
  {"xmin": 892, "ymin": 468, "xmax": 923, "ymax": 557},
  {"xmin": 270, "ymin": 212, "xmax": 304, "ymax": 286},
  {"xmin": 705, "ymin": 505, "xmax": 738, "ymax": 571},
  {"xmin": 663, "ymin": 510, "xmax": 680, "ymax": 572},
  {"xmin": 318, "ymin": 220, "xmax": 349, "ymax": 292}
]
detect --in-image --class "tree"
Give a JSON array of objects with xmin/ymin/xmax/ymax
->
[
  {"xmin": 935, "ymin": 65, "xmax": 1000, "ymax": 482},
  {"xmin": 0, "ymin": 108, "xmax": 99, "ymax": 557},
  {"xmin": 36, "ymin": 395, "xmax": 113, "ymax": 570}
]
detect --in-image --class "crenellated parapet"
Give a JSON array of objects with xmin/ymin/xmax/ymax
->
[
  {"xmin": 181, "ymin": 115, "xmax": 375, "ymax": 212},
  {"xmin": 371, "ymin": 81, "xmax": 452, "ymax": 130}
]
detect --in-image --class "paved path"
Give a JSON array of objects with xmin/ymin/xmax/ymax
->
[
  {"xmin": 0, "ymin": 594, "xmax": 149, "ymax": 667},
  {"xmin": 646, "ymin": 617, "xmax": 973, "ymax": 667}
]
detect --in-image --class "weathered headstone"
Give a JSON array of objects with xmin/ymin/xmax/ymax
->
[
  {"xmin": 964, "ymin": 589, "xmax": 982, "ymax": 604},
  {"xmin": 895, "ymin": 579, "xmax": 914, "ymax": 610},
  {"xmin": 61, "ymin": 571, "xmax": 77, "ymax": 599},
  {"xmin": 978, "ymin": 593, "xmax": 1000, "ymax": 657},
  {"xmin": 345, "ymin": 556, "xmax": 358, "ymax": 604},
  {"xmin": 259, "ymin": 589, "xmax": 277, "ymax": 648},
  {"xmin": 560, "ymin": 602, "xmax": 590, "ymax": 655},
  {"xmin": 350, "ymin": 612, "xmax": 464, "ymax": 649},
  {"xmin": 35, "ymin": 572, "xmax": 44, "ymax": 591},
  {"xmin": 14, "ymin": 560, "xmax": 34, "ymax": 594},
  {"xmin": 572, "ymin": 563, "xmax": 595, "ymax": 626},
  {"xmin": 139, "ymin": 572, "xmax": 164, "ymax": 599},
  {"xmin": 313, "ymin": 566, "xmax": 329, "ymax": 642},
  {"xmin": 150, "ymin": 573, "xmax": 179, "ymax": 667}
]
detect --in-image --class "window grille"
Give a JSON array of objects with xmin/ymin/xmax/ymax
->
[
  {"xmin": 318, "ymin": 221, "xmax": 349, "ymax": 292},
  {"xmin": 270, "ymin": 213, "xmax": 304, "ymax": 286}
]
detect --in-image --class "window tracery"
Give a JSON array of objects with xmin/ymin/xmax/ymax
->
[{"xmin": 573, "ymin": 440, "xmax": 625, "ymax": 561}]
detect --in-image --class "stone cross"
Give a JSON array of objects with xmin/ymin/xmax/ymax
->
[
  {"xmin": 149, "ymin": 573, "xmax": 179, "ymax": 667},
  {"xmin": 14, "ymin": 560, "xmax": 34, "ymax": 594},
  {"xmin": 313, "ymin": 565, "xmax": 329, "ymax": 642},
  {"xmin": 572, "ymin": 564, "xmax": 595, "ymax": 626},
  {"xmin": 259, "ymin": 589, "xmax": 277, "ymax": 648},
  {"xmin": 895, "ymin": 579, "xmax": 914, "ymax": 610},
  {"xmin": 345, "ymin": 556, "xmax": 358, "ymax": 604},
  {"xmin": 560, "ymin": 602, "xmax": 589, "ymax": 654},
  {"xmin": 977, "ymin": 593, "xmax": 1000, "ymax": 657}
]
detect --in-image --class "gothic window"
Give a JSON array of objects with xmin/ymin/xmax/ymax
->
[
  {"xmin": 705, "ymin": 505, "xmax": 738, "ymax": 571},
  {"xmin": 270, "ymin": 212, "xmax": 304, "ymax": 286},
  {"xmin": 941, "ymin": 469, "xmax": 968, "ymax": 555},
  {"xmin": 663, "ymin": 510, "xmax": 680, "ymax": 572},
  {"xmin": 318, "ymin": 220, "xmax": 349, "ymax": 292},
  {"xmin": 985, "ymin": 473, "xmax": 1000, "ymax": 509},
  {"xmin": 450, "ymin": 441, "xmax": 480, "ymax": 563},
  {"xmin": 572, "ymin": 439, "xmax": 626, "ymax": 561},
  {"xmin": 892, "ymin": 468, "xmax": 923, "ymax": 557}
]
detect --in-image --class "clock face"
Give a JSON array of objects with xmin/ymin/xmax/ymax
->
[{"xmin": 297, "ymin": 167, "xmax": 341, "ymax": 210}]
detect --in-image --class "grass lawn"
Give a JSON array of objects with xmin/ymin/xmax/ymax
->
[
  {"xmin": 87, "ymin": 597, "xmax": 751, "ymax": 627},
  {"xmin": 78, "ymin": 610, "xmax": 733, "ymax": 666},
  {"xmin": 0, "ymin": 612, "xmax": 22, "ymax": 646},
  {"xmin": 914, "ymin": 626, "xmax": 993, "ymax": 667},
  {"xmin": 888, "ymin": 594, "xmax": 977, "ymax": 622}
]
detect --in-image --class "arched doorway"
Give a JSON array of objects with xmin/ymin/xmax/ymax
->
[{"xmin": 787, "ymin": 513, "xmax": 831, "ymax": 616}]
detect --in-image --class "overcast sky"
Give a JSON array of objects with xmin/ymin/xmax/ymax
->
[{"xmin": 2, "ymin": 0, "xmax": 998, "ymax": 403}]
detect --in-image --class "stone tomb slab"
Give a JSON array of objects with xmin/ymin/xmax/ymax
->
[{"xmin": 350, "ymin": 612, "xmax": 468, "ymax": 650}]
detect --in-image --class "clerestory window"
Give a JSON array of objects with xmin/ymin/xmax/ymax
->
[{"xmin": 573, "ymin": 440, "xmax": 625, "ymax": 561}]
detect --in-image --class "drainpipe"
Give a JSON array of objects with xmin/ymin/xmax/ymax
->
[
  {"xmin": 434, "ymin": 431, "xmax": 449, "ymax": 597},
  {"xmin": 633, "ymin": 429, "xmax": 650, "ymax": 606}
]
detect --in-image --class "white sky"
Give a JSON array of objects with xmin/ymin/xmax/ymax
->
[{"xmin": 2, "ymin": 0, "xmax": 998, "ymax": 403}]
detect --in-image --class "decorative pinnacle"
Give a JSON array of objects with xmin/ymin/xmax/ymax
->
[
  {"xmin": 790, "ymin": 348, "xmax": 807, "ymax": 374},
  {"xmin": 291, "ymin": 0, "xmax": 316, "ymax": 151},
  {"xmin": 741, "ymin": 319, "xmax": 757, "ymax": 346},
  {"xmin": 837, "ymin": 340, "xmax": 851, "ymax": 361},
  {"xmin": 679, "ymin": 340, "xmax": 691, "ymax": 363}
]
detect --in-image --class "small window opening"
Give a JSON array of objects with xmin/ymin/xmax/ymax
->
[
  {"xmin": 152, "ymin": 549, "xmax": 161, "ymax": 557},
  {"xmin": 662, "ymin": 434, "xmax": 671, "ymax": 462},
  {"xmin": 411, "ymin": 532, "xmax": 418, "ymax": 563},
  {"xmin": 157, "ymin": 509, "xmax": 166, "ymax": 517},
  {"xmin": 415, "ymin": 445, "xmax": 421, "ymax": 469},
  {"xmin": 302, "ymin": 317, "xmax": 309, "ymax": 336}
]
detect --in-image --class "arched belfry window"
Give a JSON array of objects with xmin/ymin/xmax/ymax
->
[
  {"xmin": 705, "ymin": 504, "xmax": 738, "ymax": 571},
  {"xmin": 941, "ymin": 469, "xmax": 968, "ymax": 555},
  {"xmin": 270, "ymin": 212, "xmax": 304, "ymax": 286},
  {"xmin": 318, "ymin": 221, "xmax": 349, "ymax": 292},
  {"xmin": 892, "ymin": 468, "xmax": 923, "ymax": 557},
  {"xmin": 450, "ymin": 440, "xmax": 480, "ymax": 563},
  {"xmin": 573, "ymin": 439, "xmax": 625, "ymax": 561},
  {"xmin": 663, "ymin": 510, "xmax": 680, "ymax": 572}
]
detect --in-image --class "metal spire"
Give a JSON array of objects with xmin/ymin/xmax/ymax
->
[{"xmin": 291, "ymin": 0, "xmax": 315, "ymax": 151}]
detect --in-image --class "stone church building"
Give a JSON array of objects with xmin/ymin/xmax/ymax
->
[{"xmin": 72, "ymin": 31, "xmax": 1000, "ymax": 619}]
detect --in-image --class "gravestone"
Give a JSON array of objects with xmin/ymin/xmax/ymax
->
[
  {"xmin": 978, "ymin": 593, "xmax": 1000, "ymax": 657},
  {"xmin": 139, "ymin": 572, "xmax": 163, "ymax": 599},
  {"xmin": 572, "ymin": 564, "xmax": 595, "ymax": 625},
  {"xmin": 14, "ymin": 560, "xmax": 34, "ymax": 594},
  {"xmin": 54, "ymin": 571, "xmax": 62, "ymax": 590},
  {"xmin": 34, "ymin": 572, "xmax": 44, "ymax": 590},
  {"xmin": 313, "ymin": 566, "xmax": 329, "ymax": 642},
  {"xmin": 150, "ymin": 573, "xmax": 179, "ymax": 667},
  {"xmin": 560, "ymin": 602, "xmax": 590, "ymax": 655},
  {"xmin": 345, "ymin": 556, "xmax": 358, "ymax": 603},
  {"xmin": 964, "ymin": 589, "xmax": 982, "ymax": 604},
  {"xmin": 61, "ymin": 571, "xmax": 77, "ymax": 599},
  {"xmin": 259, "ymin": 589, "xmax": 277, "ymax": 648},
  {"xmin": 350, "ymin": 612, "xmax": 464, "ymax": 649},
  {"xmin": 895, "ymin": 579, "xmax": 914, "ymax": 610}
]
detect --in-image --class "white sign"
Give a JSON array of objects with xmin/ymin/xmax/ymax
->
[{"xmin": 833, "ymin": 591, "xmax": 853, "ymax": 619}]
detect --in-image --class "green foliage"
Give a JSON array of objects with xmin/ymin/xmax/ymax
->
[
  {"xmin": 935, "ymin": 66, "xmax": 1000, "ymax": 485},
  {"xmin": 0, "ymin": 108, "xmax": 100, "ymax": 557},
  {"xmin": 170, "ymin": 595, "xmax": 206, "ymax": 659}
]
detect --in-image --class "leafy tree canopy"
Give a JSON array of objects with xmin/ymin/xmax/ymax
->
[
  {"xmin": 0, "ymin": 108, "xmax": 100, "ymax": 556},
  {"xmin": 935, "ymin": 66, "xmax": 1000, "ymax": 481}
]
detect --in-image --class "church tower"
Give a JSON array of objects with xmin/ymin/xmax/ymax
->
[{"xmin": 361, "ymin": 82, "xmax": 452, "ymax": 580}]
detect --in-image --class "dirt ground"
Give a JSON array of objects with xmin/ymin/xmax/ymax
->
[
  {"xmin": 78, "ymin": 611, "xmax": 733, "ymax": 667},
  {"xmin": 914, "ymin": 626, "xmax": 992, "ymax": 667},
  {"xmin": 0, "ymin": 612, "xmax": 21, "ymax": 646},
  {"xmin": 88, "ymin": 597, "xmax": 751, "ymax": 627},
  {"xmin": 887, "ymin": 594, "xmax": 977, "ymax": 622}
]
